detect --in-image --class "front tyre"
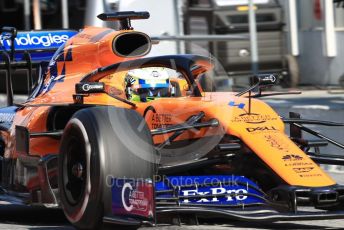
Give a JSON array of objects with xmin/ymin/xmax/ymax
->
[{"xmin": 58, "ymin": 107, "xmax": 157, "ymax": 230}]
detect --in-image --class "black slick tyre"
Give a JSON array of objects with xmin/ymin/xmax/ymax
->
[{"xmin": 58, "ymin": 106, "xmax": 157, "ymax": 230}]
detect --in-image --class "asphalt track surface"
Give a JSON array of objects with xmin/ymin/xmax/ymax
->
[
  {"xmin": 1, "ymin": 91, "xmax": 344, "ymax": 229},
  {"xmin": 0, "ymin": 172, "xmax": 343, "ymax": 230}
]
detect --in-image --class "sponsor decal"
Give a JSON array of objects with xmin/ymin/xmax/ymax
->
[
  {"xmin": 76, "ymin": 82, "xmax": 104, "ymax": 93},
  {"xmin": 282, "ymin": 154, "xmax": 314, "ymax": 167},
  {"xmin": 246, "ymin": 126, "xmax": 277, "ymax": 133},
  {"xmin": 1, "ymin": 31, "xmax": 76, "ymax": 61},
  {"xmin": 82, "ymin": 84, "xmax": 101, "ymax": 92},
  {"xmin": 0, "ymin": 31, "xmax": 76, "ymax": 49},
  {"xmin": 285, "ymin": 162, "xmax": 313, "ymax": 167},
  {"xmin": 228, "ymin": 101, "xmax": 245, "ymax": 109},
  {"xmin": 299, "ymin": 173, "xmax": 322, "ymax": 178},
  {"xmin": 293, "ymin": 167, "xmax": 314, "ymax": 173},
  {"xmin": 143, "ymin": 106, "xmax": 173, "ymax": 129},
  {"xmin": 264, "ymin": 135, "xmax": 290, "ymax": 152},
  {"xmin": 155, "ymin": 175, "xmax": 265, "ymax": 206},
  {"xmin": 111, "ymin": 178, "xmax": 154, "ymax": 218},
  {"xmin": 263, "ymin": 74, "xmax": 277, "ymax": 83},
  {"xmin": 282, "ymin": 154, "xmax": 303, "ymax": 161},
  {"xmin": 152, "ymin": 113, "xmax": 172, "ymax": 123},
  {"xmin": 182, "ymin": 188, "xmax": 248, "ymax": 203},
  {"xmin": 151, "ymin": 113, "xmax": 173, "ymax": 129},
  {"xmin": 231, "ymin": 113, "xmax": 277, "ymax": 124},
  {"xmin": 121, "ymin": 183, "xmax": 148, "ymax": 212}
]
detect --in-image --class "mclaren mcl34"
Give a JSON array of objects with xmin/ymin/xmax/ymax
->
[{"xmin": 1, "ymin": 11, "xmax": 344, "ymax": 229}]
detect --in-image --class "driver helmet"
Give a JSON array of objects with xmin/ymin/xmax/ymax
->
[{"xmin": 125, "ymin": 67, "xmax": 171, "ymax": 102}]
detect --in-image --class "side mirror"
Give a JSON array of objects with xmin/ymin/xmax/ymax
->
[
  {"xmin": 236, "ymin": 73, "xmax": 279, "ymax": 97},
  {"xmin": 252, "ymin": 74, "xmax": 278, "ymax": 87}
]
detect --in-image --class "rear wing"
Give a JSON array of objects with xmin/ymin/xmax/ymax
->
[
  {"xmin": 0, "ymin": 27, "xmax": 77, "ymax": 61},
  {"xmin": 0, "ymin": 27, "xmax": 77, "ymax": 106}
]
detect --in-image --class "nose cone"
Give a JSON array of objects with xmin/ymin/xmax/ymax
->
[
  {"xmin": 210, "ymin": 95, "xmax": 335, "ymax": 187},
  {"xmin": 203, "ymin": 94, "xmax": 285, "ymax": 138}
]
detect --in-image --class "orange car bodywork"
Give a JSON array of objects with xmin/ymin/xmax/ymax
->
[{"xmin": 7, "ymin": 26, "xmax": 335, "ymax": 190}]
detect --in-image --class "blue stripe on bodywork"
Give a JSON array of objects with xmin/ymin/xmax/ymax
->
[{"xmin": 39, "ymin": 42, "xmax": 73, "ymax": 94}]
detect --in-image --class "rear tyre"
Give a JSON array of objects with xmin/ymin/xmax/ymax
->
[
  {"xmin": 58, "ymin": 107, "xmax": 157, "ymax": 230},
  {"xmin": 283, "ymin": 55, "xmax": 299, "ymax": 88}
]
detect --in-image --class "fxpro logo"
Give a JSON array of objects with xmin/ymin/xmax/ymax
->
[
  {"xmin": 1, "ymin": 33, "xmax": 70, "ymax": 47},
  {"xmin": 182, "ymin": 188, "xmax": 248, "ymax": 203}
]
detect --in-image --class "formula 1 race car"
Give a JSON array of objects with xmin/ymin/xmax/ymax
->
[{"xmin": 1, "ymin": 11, "xmax": 344, "ymax": 230}]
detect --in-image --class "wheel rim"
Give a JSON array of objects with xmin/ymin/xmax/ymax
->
[{"xmin": 63, "ymin": 133, "xmax": 87, "ymax": 206}]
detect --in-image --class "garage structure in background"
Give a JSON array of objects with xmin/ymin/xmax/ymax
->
[{"xmin": 1, "ymin": 0, "xmax": 344, "ymax": 88}]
